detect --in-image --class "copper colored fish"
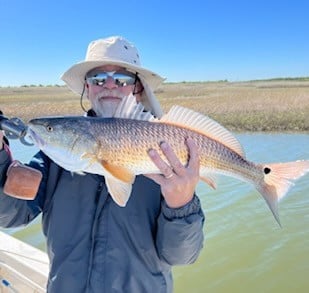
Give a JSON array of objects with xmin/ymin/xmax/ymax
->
[{"xmin": 28, "ymin": 98, "xmax": 309, "ymax": 225}]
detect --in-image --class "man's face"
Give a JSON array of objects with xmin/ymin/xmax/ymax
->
[{"xmin": 86, "ymin": 65, "xmax": 142, "ymax": 117}]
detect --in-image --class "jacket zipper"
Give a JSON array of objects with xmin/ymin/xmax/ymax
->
[{"xmin": 86, "ymin": 180, "xmax": 105, "ymax": 292}]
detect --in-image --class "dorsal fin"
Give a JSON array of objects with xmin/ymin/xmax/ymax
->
[
  {"xmin": 114, "ymin": 93, "xmax": 155, "ymax": 121},
  {"xmin": 159, "ymin": 105, "xmax": 245, "ymax": 157}
]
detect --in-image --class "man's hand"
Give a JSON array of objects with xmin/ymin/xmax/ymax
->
[{"xmin": 145, "ymin": 138, "xmax": 200, "ymax": 208}]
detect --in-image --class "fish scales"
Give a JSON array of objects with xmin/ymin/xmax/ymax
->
[
  {"xmin": 90, "ymin": 118, "xmax": 258, "ymax": 181},
  {"xmin": 28, "ymin": 105, "xmax": 309, "ymax": 225}
]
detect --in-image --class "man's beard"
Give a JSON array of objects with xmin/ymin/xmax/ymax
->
[{"xmin": 92, "ymin": 90, "xmax": 133, "ymax": 118}]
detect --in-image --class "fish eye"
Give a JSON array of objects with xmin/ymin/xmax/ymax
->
[{"xmin": 46, "ymin": 125, "xmax": 53, "ymax": 132}]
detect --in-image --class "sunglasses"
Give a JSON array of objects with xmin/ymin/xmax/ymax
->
[{"xmin": 86, "ymin": 70, "xmax": 137, "ymax": 87}]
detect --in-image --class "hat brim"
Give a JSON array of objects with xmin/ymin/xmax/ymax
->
[{"xmin": 61, "ymin": 60, "xmax": 164, "ymax": 95}]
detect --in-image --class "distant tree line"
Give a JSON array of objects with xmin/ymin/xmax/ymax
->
[
  {"xmin": 1, "ymin": 76, "xmax": 309, "ymax": 88},
  {"xmin": 0, "ymin": 84, "xmax": 65, "ymax": 88}
]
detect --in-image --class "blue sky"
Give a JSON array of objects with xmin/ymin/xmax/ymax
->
[{"xmin": 0, "ymin": 0, "xmax": 308, "ymax": 86}]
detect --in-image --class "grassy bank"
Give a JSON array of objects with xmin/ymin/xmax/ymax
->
[{"xmin": 1, "ymin": 80, "xmax": 309, "ymax": 132}]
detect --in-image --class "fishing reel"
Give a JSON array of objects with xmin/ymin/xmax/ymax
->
[
  {"xmin": 0, "ymin": 113, "xmax": 33, "ymax": 146},
  {"xmin": 0, "ymin": 111, "xmax": 40, "ymax": 200}
]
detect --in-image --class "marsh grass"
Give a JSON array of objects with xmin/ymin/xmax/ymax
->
[
  {"xmin": 156, "ymin": 80, "xmax": 309, "ymax": 132},
  {"xmin": 1, "ymin": 80, "xmax": 309, "ymax": 132}
]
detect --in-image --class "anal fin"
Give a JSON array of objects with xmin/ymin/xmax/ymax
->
[
  {"xmin": 200, "ymin": 168, "xmax": 217, "ymax": 189},
  {"xmin": 200, "ymin": 175, "xmax": 217, "ymax": 190}
]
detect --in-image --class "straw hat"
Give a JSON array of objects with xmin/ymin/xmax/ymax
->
[{"xmin": 61, "ymin": 36, "xmax": 165, "ymax": 117}]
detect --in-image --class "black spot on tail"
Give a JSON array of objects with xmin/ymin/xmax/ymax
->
[{"xmin": 264, "ymin": 167, "xmax": 271, "ymax": 174}]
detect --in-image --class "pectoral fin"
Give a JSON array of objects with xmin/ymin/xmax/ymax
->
[
  {"xmin": 102, "ymin": 161, "xmax": 135, "ymax": 183},
  {"xmin": 81, "ymin": 154, "xmax": 136, "ymax": 206}
]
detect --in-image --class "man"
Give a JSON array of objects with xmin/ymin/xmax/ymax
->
[{"xmin": 0, "ymin": 36, "xmax": 205, "ymax": 292}]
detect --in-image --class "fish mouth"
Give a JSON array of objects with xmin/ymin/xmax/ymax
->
[{"xmin": 27, "ymin": 128, "xmax": 46, "ymax": 149}]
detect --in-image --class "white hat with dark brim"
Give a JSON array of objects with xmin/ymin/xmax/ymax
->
[{"xmin": 61, "ymin": 36, "xmax": 165, "ymax": 117}]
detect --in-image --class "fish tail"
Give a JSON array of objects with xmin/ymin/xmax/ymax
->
[{"xmin": 256, "ymin": 160, "xmax": 309, "ymax": 226}]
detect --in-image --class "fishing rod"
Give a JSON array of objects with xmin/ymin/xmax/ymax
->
[{"xmin": 0, "ymin": 113, "xmax": 33, "ymax": 146}]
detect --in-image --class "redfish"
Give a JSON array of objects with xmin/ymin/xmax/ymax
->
[{"xmin": 28, "ymin": 99, "xmax": 309, "ymax": 225}]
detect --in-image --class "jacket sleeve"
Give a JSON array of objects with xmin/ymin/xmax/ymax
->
[
  {"xmin": 0, "ymin": 149, "xmax": 49, "ymax": 228},
  {"xmin": 156, "ymin": 194, "xmax": 205, "ymax": 265}
]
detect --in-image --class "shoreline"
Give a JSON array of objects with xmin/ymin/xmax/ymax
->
[{"xmin": 1, "ymin": 80, "xmax": 308, "ymax": 132}]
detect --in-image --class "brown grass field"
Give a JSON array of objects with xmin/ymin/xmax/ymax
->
[{"xmin": 1, "ymin": 79, "xmax": 309, "ymax": 132}]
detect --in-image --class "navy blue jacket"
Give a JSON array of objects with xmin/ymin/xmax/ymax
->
[{"xmin": 0, "ymin": 148, "xmax": 205, "ymax": 292}]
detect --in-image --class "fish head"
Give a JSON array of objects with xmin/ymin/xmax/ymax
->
[{"xmin": 28, "ymin": 116, "xmax": 97, "ymax": 172}]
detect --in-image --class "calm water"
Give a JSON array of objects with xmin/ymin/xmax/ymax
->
[{"xmin": 2, "ymin": 134, "xmax": 309, "ymax": 293}]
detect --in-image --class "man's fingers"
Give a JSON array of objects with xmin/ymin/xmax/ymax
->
[
  {"xmin": 159, "ymin": 142, "xmax": 186, "ymax": 176},
  {"xmin": 147, "ymin": 139, "xmax": 200, "ymax": 174},
  {"xmin": 186, "ymin": 138, "xmax": 200, "ymax": 171},
  {"xmin": 148, "ymin": 148, "xmax": 173, "ymax": 178}
]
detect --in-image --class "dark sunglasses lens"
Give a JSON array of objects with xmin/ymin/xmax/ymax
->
[
  {"xmin": 113, "ymin": 73, "xmax": 135, "ymax": 86},
  {"xmin": 87, "ymin": 71, "xmax": 136, "ymax": 87}
]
